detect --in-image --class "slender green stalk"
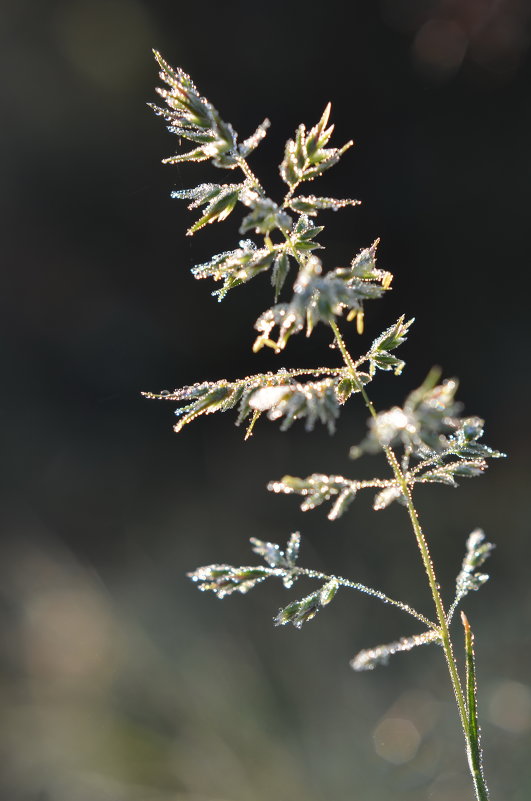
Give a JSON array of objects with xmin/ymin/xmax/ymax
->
[{"xmin": 330, "ymin": 320, "xmax": 490, "ymax": 801}]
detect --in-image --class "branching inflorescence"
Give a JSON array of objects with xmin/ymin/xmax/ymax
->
[{"xmin": 146, "ymin": 51, "xmax": 505, "ymax": 801}]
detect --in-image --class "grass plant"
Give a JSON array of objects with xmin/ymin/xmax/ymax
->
[{"xmin": 144, "ymin": 51, "xmax": 505, "ymax": 800}]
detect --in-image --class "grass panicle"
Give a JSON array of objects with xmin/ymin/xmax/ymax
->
[{"xmin": 147, "ymin": 54, "xmax": 505, "ymax": 800}]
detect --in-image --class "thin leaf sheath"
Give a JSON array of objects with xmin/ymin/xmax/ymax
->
[{"xmin": 462, "ymin": 613, "xmax": 490, "ymax": 800}]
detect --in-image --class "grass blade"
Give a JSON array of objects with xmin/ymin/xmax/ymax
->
[{"xmin": 461, "ymin": 612, "xmax": 490, "ymax": 801}]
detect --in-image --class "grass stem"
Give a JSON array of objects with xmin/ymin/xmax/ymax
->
[{"xmin": 331, "ymin": 320, "xmax": 490, "ymax": 801}]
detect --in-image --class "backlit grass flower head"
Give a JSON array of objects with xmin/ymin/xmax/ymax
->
[{"xmin": 145, "ymin": 52, "xmax": 504, "ymax": 801}]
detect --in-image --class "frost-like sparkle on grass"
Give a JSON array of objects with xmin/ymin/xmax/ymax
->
[{"xmin": 351, "ymin": 630, "xmax": 441, "ymax": 672}]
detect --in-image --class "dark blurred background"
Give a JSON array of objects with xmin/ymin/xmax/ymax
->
[{"xmin": 1, "ymin": 1, "xmax": 531, "ymax": 799}]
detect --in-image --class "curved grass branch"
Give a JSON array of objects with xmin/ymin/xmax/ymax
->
[{"xmin": 294, "ymin": 566, "xmax": 438, "ymax": 630}]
